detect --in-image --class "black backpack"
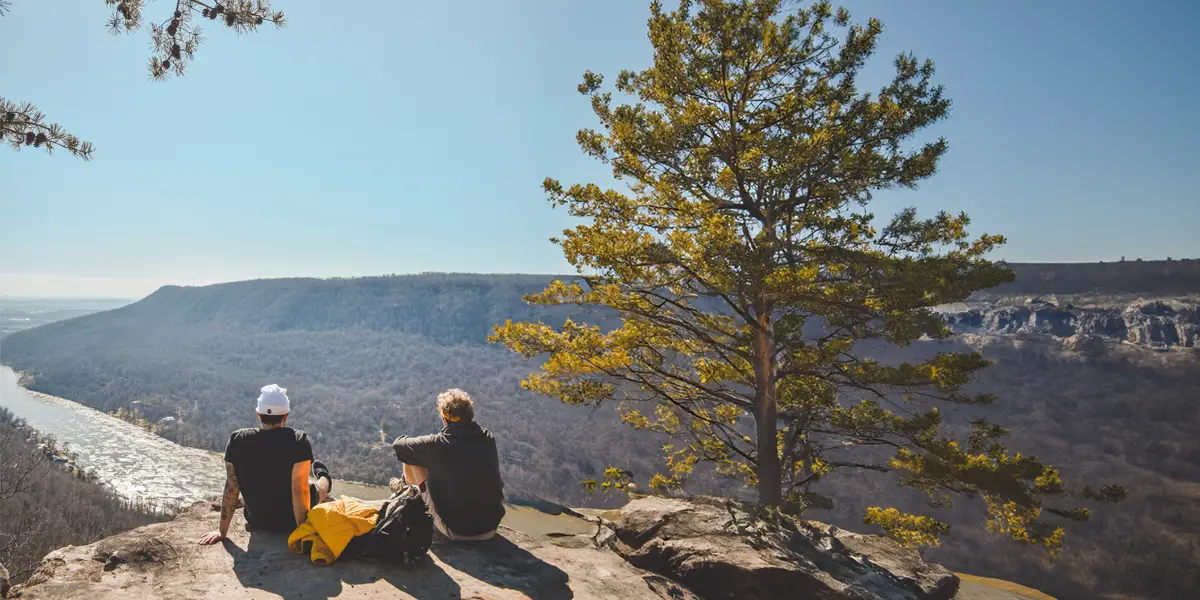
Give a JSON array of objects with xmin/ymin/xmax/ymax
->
[{"xmin": 345, "ymin": 484, "xmax": 434, "ymax": 566}]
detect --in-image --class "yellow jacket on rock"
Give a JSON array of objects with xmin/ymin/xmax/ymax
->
[{"xmin": 287, "ymin": 498, "xmax": 378, "ymax": 565}]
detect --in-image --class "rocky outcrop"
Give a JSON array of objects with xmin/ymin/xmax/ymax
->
[
  {"xmin": 602, "ymin": 496, "xmax": 959, "ymax": 600},
  {"xmin": 942, "ymin": 298, "xmax": 1199, "ymax": 350},
  {"xmin": 6, "ymin": 495, "xmax": 987, "ymax": 600},
  {"xmin": 10, "ymin": 500, "xmax": 698, "ymax": 600}
]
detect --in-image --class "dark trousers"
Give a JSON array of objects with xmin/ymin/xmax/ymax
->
[{"xmin": 247, "ymin": 488, "xmax": 328, "ymax": 532}]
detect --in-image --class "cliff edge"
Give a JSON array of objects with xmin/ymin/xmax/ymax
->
[
  {"xmin": 7, "ymin": 495, "xmax": 1048, "ymax": 600},
  {"xmin": 942, "ymin": 297, "xmax": 1199, "ymax": 350}
]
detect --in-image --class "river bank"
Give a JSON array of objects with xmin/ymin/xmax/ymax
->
[{"xmin": 0, "ymin": 366, "xmax": 224, "ymax": 508}]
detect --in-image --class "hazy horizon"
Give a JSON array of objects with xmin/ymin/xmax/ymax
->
[
  {"xmin": 0, "ymin": 293, "xmax": 136, "ymax": 301},
  {"xmin": 6, "ymin": 256, "xmax": 1200, "ymax": 300}
]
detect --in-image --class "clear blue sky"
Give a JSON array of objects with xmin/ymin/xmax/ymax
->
[{"xmin": 1, "ymin": 0, "xmax": 1197, "ymax": 298}]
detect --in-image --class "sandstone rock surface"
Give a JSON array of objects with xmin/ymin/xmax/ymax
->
[
  {"xmin": 10, "ymin": 501, "xmax": 697, "ymax": 600},
  {"xmin": 8, "ymin": 496, "xmax": 1044, "ymax": 600},
  {"xmin": 605, "ymin": 496, "xmax": 959, "ymax": 600}
]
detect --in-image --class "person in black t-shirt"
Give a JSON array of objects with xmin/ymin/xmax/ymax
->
[{"xmin": 199, "ymin": 384, "xmax": 334, "ymax": 544}]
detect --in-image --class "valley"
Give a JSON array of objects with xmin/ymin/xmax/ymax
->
[{"xmin": 1, "ymin": 264, "xmax": 1198, "ymax": 599}]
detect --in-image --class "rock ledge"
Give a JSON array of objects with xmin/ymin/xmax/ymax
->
[
  {"xmin": 8, "ymin": 495, "xmax": 995, "ymax": 600},
  {"xmin": 604, "ymin": 496, "xmax": 958, "ymax": 600}
]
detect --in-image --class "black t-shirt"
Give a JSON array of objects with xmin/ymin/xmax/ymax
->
[
  {"xmin": 392, "ymin": 421, "xmax": 505, "ymax": 537},
  {"xmin": 223, "ymin": 426, "xmax": 313, "ymax": 532}
]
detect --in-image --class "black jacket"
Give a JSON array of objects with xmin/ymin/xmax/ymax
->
[{"xmin": 392, "ymin": 421, "xmax": 505, "ymax": 536}]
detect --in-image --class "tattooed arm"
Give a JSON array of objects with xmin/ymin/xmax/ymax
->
[{"xmin": 199, "ymin": 462, "xmax": 240, "ymax": 545}]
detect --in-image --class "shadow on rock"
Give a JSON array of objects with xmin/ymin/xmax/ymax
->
[
  {"xmin": 433, "ymin": 533, "xmax": 574, "ymax": 600},
  {"xmin": 226, "ymin": 531, "xmax": 461, "ymax": 600}
]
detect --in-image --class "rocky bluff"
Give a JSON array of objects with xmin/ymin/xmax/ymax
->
[
  {"xmin": 5, "ymin": 495, "xmax": 1049, "ymax": 599},
  {"xmin": 942, "ymin": 298, "xmax": 1199, "ymax": 350}
]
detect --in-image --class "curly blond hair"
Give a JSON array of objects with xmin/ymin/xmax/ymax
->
[{"xmin": 436, "ymin": 388, "xmax": 475, "ymax": 423}]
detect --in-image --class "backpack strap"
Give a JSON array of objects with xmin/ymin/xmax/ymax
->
[
  {"xmin": 372, "ymin": 487, "xmax": 416, "ymax": 532},
  {"xmin": 370, "ymin": 500, "xmax": 392, "ymax": 536}
]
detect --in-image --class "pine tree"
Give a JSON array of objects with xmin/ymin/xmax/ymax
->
[
  {"xmin": 1, "ymin": 1, "xmax": 286, "ymax": 160},
  {"xmin": 491, "ymin": 0, "xmax": 1123, "ymax": 555}
]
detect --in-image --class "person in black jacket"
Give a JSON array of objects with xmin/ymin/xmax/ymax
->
[{"xmin": 392, "ymin": 388, "xmax": 505, "ymax": 540}]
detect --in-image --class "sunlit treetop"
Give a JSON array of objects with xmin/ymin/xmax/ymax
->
[{"xmin": 492, "ymin": 0, "xmax": 1125, "ymax": 557}]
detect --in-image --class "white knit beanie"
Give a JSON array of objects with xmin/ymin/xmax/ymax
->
[{"xmin": 256, "ymin": 384, "xmax": 290, "ymax": 416}]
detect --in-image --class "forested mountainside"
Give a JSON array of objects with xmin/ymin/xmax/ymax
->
[
  {"xmin": 2, "ymin": 270, "xmax": 1199, "ymax": 599},
  {"xmin": 86, "ymin": 274, "xmax": 608, "ymax": 343},
  {"xmin": 988, "ymin": 259, "xmax": 1200, "ymax": 296},
  {"xmin": 849, "ymin": 339, "xmax": 1200, "ymax": 600}
]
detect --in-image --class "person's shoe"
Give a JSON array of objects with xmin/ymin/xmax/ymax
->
[{"xmin": 311, "ymin": 460, "xmax": 333, "ymax": 496}]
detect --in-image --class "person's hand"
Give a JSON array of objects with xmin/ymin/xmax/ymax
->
[{"xmin": 198, "ymin": 530, "xmax": 226, "ymax": 545}]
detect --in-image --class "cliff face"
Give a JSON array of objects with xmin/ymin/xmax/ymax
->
[
  {"xmin": 942, "ymin": 298, "xmax": 1199, "ymax": 350},
  {"xmin": 4, "ymin": 495, "xmax": 1045, "ymax": 600}
]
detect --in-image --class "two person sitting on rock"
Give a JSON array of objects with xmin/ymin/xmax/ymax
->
[
  {"xmin": 391, "ymin": 388, "xmax": 505, "ymax": 541},
  {"xmin": 199, "ymin": 384, "xmax": 333, "ymax": 545},
  {"xmin": 196, "ymin": 385, "xmax": 504, "ymax": 546}
]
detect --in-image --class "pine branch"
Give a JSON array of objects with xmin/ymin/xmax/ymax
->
[
  {"xmin": 0, "ymin": 98, "xmax": 95, "ymax": 160},
  {"xmin": 106, "ymin": 0, "xmax": 286, "ymax": 81},
  {"xmin": 3, "ymin": 1, "xmax": 286, "ymax": 160}
]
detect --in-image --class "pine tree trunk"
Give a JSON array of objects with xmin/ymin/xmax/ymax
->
[{"xmin": 753, "ymin": 320, "xmax": 782, "ymax": 507}]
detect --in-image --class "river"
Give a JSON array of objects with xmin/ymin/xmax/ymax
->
[
  {"xmin": 0, "ymin": 366, "xmax": 594, "ymax": 534},
  {"xmin": 1, "ymin": 366, "xmax": 226, "ymax": 507}
]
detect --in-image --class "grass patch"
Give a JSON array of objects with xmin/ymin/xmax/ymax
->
[{"xmin": 956, "ymin": 572, "xmax": 1056, "ymax": 600}]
